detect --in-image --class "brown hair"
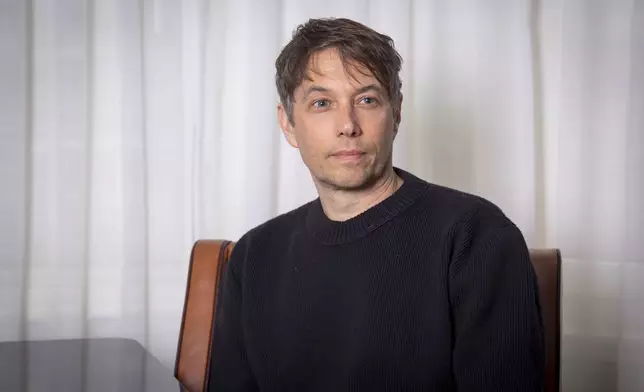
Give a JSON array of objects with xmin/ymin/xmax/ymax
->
[{"xmin": 275, "ymin": 17, "xmax": 403, "ymax": 122}]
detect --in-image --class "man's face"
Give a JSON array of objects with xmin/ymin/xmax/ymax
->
[{"xmin": 278, "ymin": 48, "xmax": 401, "ymax": 191}]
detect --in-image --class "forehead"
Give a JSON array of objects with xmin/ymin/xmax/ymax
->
[{"xmin": 299, "ymin": 48, "xmax": 381, "ymax": 91}]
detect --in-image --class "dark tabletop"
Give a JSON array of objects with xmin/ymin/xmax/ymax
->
[{"xmin": 0, "ymin": 338, "xmax": 184, "ymax": 392}]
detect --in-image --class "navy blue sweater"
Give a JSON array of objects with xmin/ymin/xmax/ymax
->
[{"xmin": 209, "ymin": 168, "xmax": 544, "ymax": 391}]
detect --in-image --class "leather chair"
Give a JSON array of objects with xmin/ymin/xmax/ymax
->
[{"xmin": 175, "ymin": 240, "xmax": 561, "ymax": 392}]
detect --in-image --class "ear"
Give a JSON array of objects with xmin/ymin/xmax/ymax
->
[{"xmin": 277, "ymin": 103, "xmax": 298, "ymax": 148}]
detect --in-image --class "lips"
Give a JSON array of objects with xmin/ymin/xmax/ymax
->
[
  {"xmin": 331, "ymin": 149, "xmax": 365, "ymax": 157},
  {"xmin": 330, "ymin": 149, "xmax": 366, "ymax": 163}
]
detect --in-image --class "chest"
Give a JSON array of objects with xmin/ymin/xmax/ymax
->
[{"xmin": 241, "ymin": 244, "xmax": 453, "ymax": 386}]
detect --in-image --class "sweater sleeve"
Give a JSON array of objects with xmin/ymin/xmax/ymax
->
[
  {"xmin": 208, "ymin": 239, "xmax": 258, "ymax": 392},
  {"xmin": 449, "ymin": 209, "xmax": 545, "ymax": 391}
]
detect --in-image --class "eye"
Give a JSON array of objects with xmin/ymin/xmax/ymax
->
[
  {"xmin": 312, "ymin": 99, "xmax": 330, "ymax": 108},
  {"xmin": 359, "ymin": 96, "xmax": 379, "ymax": 105}
]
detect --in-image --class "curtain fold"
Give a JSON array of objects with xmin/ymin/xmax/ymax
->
[{"xmin": 1, "ymin": 0, "xmax": 642, "ymax": 390}]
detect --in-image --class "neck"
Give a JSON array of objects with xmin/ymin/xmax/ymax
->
[{"xmin": 316, "ymin": 166, "xmax": 403, "ymax": 222}]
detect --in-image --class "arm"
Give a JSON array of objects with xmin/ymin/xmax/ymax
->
[
  {"xmin": 449, "ymin": 210, "xmax": 544, "ymax": 391},
  {"xmin": 208, "ymin": 239, "xmax": 258, "ymax": 392}
]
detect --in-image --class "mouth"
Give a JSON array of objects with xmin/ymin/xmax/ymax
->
[{"xmin": 330, "ymin": 149, "xmax": 366, "ymax": 162}]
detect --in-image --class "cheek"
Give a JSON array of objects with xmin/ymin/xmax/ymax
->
[
  {"xmin": 295, "ymin": 119, "xmax": 334, "ymax": 158},
  {"xmin": 358, "ymin": 110, "xmax": 395, "ymax": 140}
]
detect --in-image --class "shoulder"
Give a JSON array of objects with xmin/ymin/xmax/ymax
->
[
  {"xmin": 408, "ymin": 173, "xmax": 512, "ymax": 232},
  {"xmin": 247, "ymin": 200, "xmax": 312, "ymax": 242},
  {"xmin": 403, "ymin": 171, "xmax": 523, "ymax": 253},
  {"xmin": 407, "ymin": 180, "xmax": 533, "ymax": 281},
  {"xmin": 427, "ymin": 183, "xmax": 514, "ymax": 233},
  {"xmin": 418, "ymin": 184, "xmax": 528, "ymax": 265},
  {"xmin": 227, "ymin": 200, "xmax": 313, "ymax": 264}
]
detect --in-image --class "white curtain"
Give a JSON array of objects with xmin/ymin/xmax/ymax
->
[{"xmin": 1, "ymin": 0, "xmax": 642, "ymax": 390}]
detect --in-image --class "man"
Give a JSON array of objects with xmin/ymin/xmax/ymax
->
[{"xmin": 209, "ymin": 17, "xmax": 544, "ymax": 391}]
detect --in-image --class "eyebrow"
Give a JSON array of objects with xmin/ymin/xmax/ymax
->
[{"xmin": 302, "ymin": 84, "xmax": 384, "ymax": 100}]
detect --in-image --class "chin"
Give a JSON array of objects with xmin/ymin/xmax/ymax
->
[{"xmin": 316, "ymin": 166, "xmax": 378, "ymax": 191}]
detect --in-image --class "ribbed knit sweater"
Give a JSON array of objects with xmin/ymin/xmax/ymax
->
[{"xmin": 208, "ymin": 168, "xmax": 544, "ymax": 391}]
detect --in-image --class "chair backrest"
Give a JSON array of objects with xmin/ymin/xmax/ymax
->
[
  {"xmin": 529, "ymin": 249, "xmax": 562, "ymax": 392},
  {"xmin": 175, "ymin": 240, "xmax": 234, "ymax": 392},
  {"xmin": 175, "ymin": 240, "xmax": 561, "ymax": 392}
]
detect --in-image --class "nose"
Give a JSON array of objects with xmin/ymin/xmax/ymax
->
[{"xmin": 336, "ymin": 104, "xmax": 362, "ymax": 137}]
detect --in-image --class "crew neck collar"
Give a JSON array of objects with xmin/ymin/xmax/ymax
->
[{"xmin": 305, "ymin": 167, "xmax": 425, "ymax": 246}]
